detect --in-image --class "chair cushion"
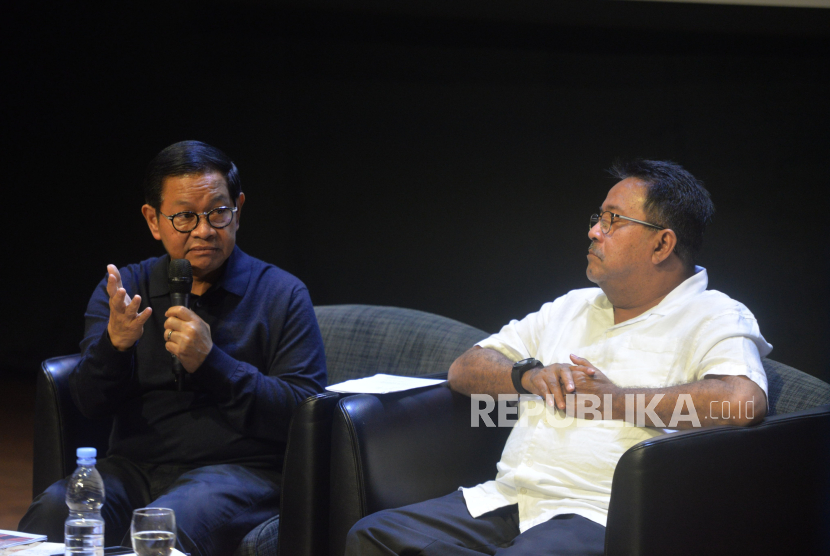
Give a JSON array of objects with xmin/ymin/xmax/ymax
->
[{"xmin": 233, "ymin": 516, "xmax": 279, "ymax": 556}]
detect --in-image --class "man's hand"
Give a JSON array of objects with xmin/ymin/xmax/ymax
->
[
  {"xmin": 106, "ymin": 264, "xmax": 153, "ymax": 351},
  {"xmin": 164, "ymin": 306, "xmax": 213, "ymax": 373},
  {"xmin": 569, "ymin": 355, "xmax": 617, "ymax": 396},
  {"xmin": 521, "ymin": 354, "xmax": 599, "ymax": 410},
  {"xmin": 522, "ymin": 354, "xmax": 622, "ymax": 413},
  {"xmin": 566, "ymin": 355, "xmax": 621, "ymax": 418}
]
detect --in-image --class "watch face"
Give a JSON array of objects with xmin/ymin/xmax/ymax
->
[{"xmin": 515, "ymin": 358, "xmax": 540, "ymax": 371}]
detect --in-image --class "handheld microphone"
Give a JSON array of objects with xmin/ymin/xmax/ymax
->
[{"xmin": 168, "ymin": 258, "xmax": 192, "ymax": 391}]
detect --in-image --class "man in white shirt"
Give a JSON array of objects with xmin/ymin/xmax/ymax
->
[{"xmin": 344, "ymin": 159, "xmax": 771, "ymax": 556}]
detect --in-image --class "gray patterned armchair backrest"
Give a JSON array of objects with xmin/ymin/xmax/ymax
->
[
  {"xmin": 314, "ymin": 304, "xmax": 490, "ymax": 385},
  {"xmin": 763, "ymin": 358, "xmax": 830, "ymax": 415}
]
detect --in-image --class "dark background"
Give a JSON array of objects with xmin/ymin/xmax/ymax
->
[{"xmin": 4, "ymin": 0, "xmax": 829, "ymax": 383}]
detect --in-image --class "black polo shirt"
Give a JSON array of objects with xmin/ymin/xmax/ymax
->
[{"xmin": 69, "ymin": 246, "xmax": 327, "ymax": 469}]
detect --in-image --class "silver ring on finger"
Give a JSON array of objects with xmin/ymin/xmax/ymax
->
[{"xmin": 166, "ymin": 329, "xmax": 173, "ymax": 342}]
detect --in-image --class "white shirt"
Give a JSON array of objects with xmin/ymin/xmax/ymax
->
[{"xmin": 461, "ymin": 267, "xmax": 771, "ymax": 531}]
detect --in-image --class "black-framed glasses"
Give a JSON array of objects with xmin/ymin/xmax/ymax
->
[
  {"xmin": 159, "ymin": 206, "xmax": 238, "ymax": 233},
  {"xmin": 589, "ymin": 211, "xmax": 664, "ymax": 235}
]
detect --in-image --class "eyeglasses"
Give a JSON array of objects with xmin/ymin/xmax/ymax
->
[
  {"xmin": 589, "ymin": 211, "xmax": 664, "ymax": 235},
  {"xmin": 159, "ymin": 206, "xmax": 238, "ymax": 233}
]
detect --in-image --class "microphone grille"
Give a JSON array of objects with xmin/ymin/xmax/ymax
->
[{"xmin": 168, "ymin": 259, "xmax": 193, "ymax": 294}]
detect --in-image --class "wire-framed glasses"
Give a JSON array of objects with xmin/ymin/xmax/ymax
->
[
  {"xmin": 589, "ymin": 211, "xmax": 664, "ymax": 234},
  {"xmin": 159, "ymin": 206, "xmax": 238, "ymax": 233}
]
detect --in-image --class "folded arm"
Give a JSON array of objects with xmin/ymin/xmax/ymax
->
[
  {"xmin": 565, "ymin": 355, "xmax": 766, "ymax": 428},
  {"xmin": 448, "ymin": 347, "xmax": 766, "ymax": 429}
]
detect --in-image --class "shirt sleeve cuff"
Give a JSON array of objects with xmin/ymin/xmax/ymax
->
[
  {"xmin": 476, "ymin": 336, "xmax": 526, "ymax": 362},
  {"xmin": 701, "ymin": 364, "xmax": 769, "ymax": 397},
  {"xmin": 93, "ymin": 328, "xmax": 137, "ymax": 369}
]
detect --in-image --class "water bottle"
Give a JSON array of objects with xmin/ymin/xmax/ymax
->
[{"xmin": 65, "ymin": 447, "xmax": 105, "ymax": 556}]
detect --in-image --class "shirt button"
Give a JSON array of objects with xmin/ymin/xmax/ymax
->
[
  {"xmin": 520, "ymin": 488, "xmax": 528, "ymax": 495},
  {"xmin": 526, "ymin": 459, "xmax": 533, "ymax": 467}
]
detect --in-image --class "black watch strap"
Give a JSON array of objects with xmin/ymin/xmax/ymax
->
[{"xmin": 512, "ymin": 358, "xmax": 543, "ymax": 395}]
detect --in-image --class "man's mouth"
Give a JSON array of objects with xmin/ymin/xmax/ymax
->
[
  {"xmin": 188, "ymin": 245, "xmax": 218, "ymax": 254},
  {"xmin": 588, "ymin": 245, "xmax": 603, "ymax": 260}
]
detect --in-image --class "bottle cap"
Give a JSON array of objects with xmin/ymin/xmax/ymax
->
[{"xmin": 76, "ymin": 447, "xmax": 97, "ymax": 459}]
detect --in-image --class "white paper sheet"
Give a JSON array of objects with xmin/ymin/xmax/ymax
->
[
  {"xmin": 2, "ymin": 544, "xmax": 187, "ymax": 556},
  {"xmin": 0, "ymin": 541, "xmax": 61, "ymax": 556},
  {"xmin": 325, "ymin": 374, "xmax": 445, "ymax": 394}
]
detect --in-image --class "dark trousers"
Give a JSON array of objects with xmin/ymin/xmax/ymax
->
[
  {"xmin": 345, "ymin": 491, "xmax": 606, "ymax": 556},
  {"xmin": 19, "ymin": 455, "xmax": 281, "ymax": 556}
]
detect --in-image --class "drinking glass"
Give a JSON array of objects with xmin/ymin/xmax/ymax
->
[{"xmin": 130, "ymin": 508, "xmax": 176, "ymax": 556}]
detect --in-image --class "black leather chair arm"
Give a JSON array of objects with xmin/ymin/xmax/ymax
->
[
  {"xmin": 33, "ymin": 354, "xmax": 112, "ymax": 497},
  {"xmin": 605, "ymin": 404, "xmax": 830, "ymax": 556},
  {"xmin": 328, "ymin": 384, "xmax": 512, "ymax": 556},
  {"xmin": 278, "ymin": 391, "xmax": 343, "ymax": 556}
]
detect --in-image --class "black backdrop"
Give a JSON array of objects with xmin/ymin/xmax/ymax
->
[{"xmin": 4, "ymin": 1, "xmax": 829, "ymax": 383}]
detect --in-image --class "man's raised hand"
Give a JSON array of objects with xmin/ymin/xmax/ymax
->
[{"xmin": 105, "ymin": 264, "xmax": 153, "ymax": 350}]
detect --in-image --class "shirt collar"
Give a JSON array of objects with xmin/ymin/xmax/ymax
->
[
  {"xmin": 590, "ymin": 265, "xmax": 708, "ymax": 324},
  {"xmin": 148, "ymin": 245, "xmax": 251, "ymax": 298},
  {"xmin": 648, "ymin": 265, "xmax": 708, "ymax": 316},
  {"xmin": 217, "ymin": 246, "xmax": 251, "ymax": 297}
]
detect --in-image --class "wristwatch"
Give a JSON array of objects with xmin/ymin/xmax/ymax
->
[{"xmin": 512, "ymin": 358, "xmax": 543, "ymax": 395}]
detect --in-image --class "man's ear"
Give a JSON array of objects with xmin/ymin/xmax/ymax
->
[
  {"xmin": 652, "ymin": 229, "xmax": 678, "ymax": 265},
  {"xmin": 141, "ymin": 204, "xmax": 162, "ymax": 241},
  {"xmin": 234, "ymin": 192, "xmax": 245, "ymax": 228}
]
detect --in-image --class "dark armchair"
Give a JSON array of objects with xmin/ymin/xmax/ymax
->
[
  {"xmin": 32, "ymin": 304, "xmax": 488, "ymax": 556},
  {"xmin": 328, "ymin": 358, "xmax": 830, "ymax": 556},
  {"xmin": 243, "ymin": 304, "xmax": 487, "ymax": 556}
]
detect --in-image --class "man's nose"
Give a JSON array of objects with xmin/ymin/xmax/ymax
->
[
  {"xmin": 588, "ymin": 221, "xmax": 603, "ymax": 242},
  {"xmin": 191, "ymin": 215, "xmax": 217, "ymax": 238}
]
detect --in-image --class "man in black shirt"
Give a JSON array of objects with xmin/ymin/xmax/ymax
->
[{"xmin": 20, "ymin": 141, "xmax": 327, "ymax": 556}]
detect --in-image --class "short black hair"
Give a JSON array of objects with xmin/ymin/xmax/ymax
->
[
  {"xmin": 143, "ymin": 140, "xmax": 241, "ymax": 209},
  {"xmin": 610, "ymin": 159, "xmax": 715, "ymax": 267}
]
